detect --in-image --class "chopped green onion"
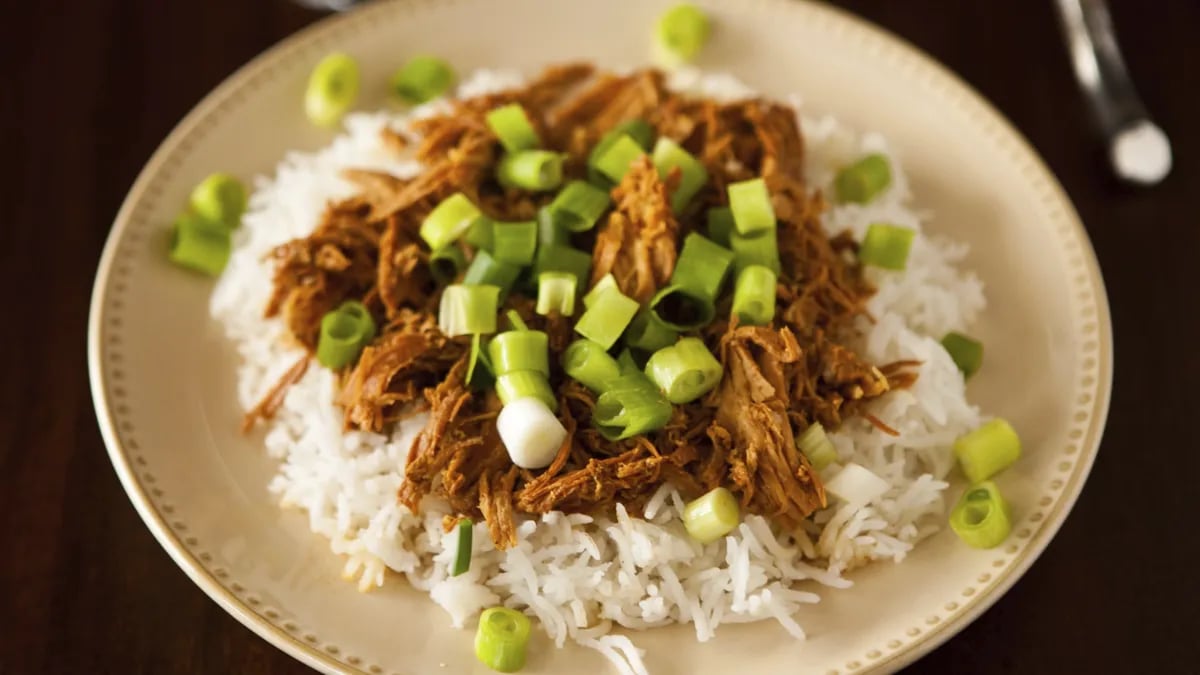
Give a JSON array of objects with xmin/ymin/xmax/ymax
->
[
  {"xmin": 497, "ymin": 150, "xmax": 564, "ymax": 192},
  {"xmin": 562, "ymin": 339, "xmax": 623, "ymax": 393},
  {"xmin": 466, "ymin": 334, "xmax": 494, "ymax": 390},
  {"xmin": 683, "ymin": 486, "xmax": 739, "ymax": 543},
  {"xmin": 729, "ymin": 228, "xmax": 781, "ymax": 275},
  {"xmin": 593, "ymin": 134, "xmax": 647, "ymax": 184},
  {"xmin": 705, "ymin": 206, "xmax": 735, "ymax": 247},
  {"xmin": 536, "ymin": 207, "xmax": 571, "ymax": 246},
  {"xmin": 731, "ymin": 265, "xmax": 777, "ymax": 326},
  {"xmin": 858, "ymin": 223, "xmax": 914, "ymax": 271},
  {"xmin": 588, "ymin": 120, "xmax": 656, "ymax": 186},
  {"xmin": 462, "ymin": 249, "xmax": 522, "ymax": 297},
  {"xmin": 450, "ymin": 518, "xmax": 473, "ymax": 576},
  {"xmin": 189, "ymin": 173, "xmax": 247, "ymax": 230},
  {"xmin": 954, "ymin": 418, "xmax": 1021, "ymax": 483},
  {"xmin": 942, "ymin": 332, "xmax": 984, "ymax": 379},
  {"xmin": 335, "ymin": 300, "xmax": 377, "ymax": 345},
  {"xmin": 474, "ymin": 607, "xmax": 532, "ymax": 673},
  {"xmin": 390, "ymin": 55, "xmax": 455, "ymax": 105},
  {"xmin": 625, "ymin": 310, "xmax": 678, "ymax": 352},
  {"xmin": 546, "ymin": 180, "xmax": 611, "ymax": 232},
  {"xmin": 949, "ymin": 481, "xmax": 1012, "ymax": 549},
  {"xmin": 824, "ymin": 462, "xmax": 889, "ymax": 506},
  {"xmin": 505, "ymin": 310, "xmax": 528, "ymax": 332},
  {"xmin": 727, "ymin": 178, "xmax": 776, "ymax": 235},
  {"xmin": 533, "ymin": 243, "xmax": 592, "ymax": 286},
  {"xmin": 305, "ymin": 52, "xmax": 359, "ymax": 128},
  {"xmin": 497, "ymin": 397, "xmax": 567, "ymax": 470},
  {"xmin": 490, "ymin": 220, "xmax": 538, "ymax": 266},
  {"xmin": 652, "ymin": 137, "xmax": 708, "ymax": 213},
  {"xmin": 429, "ymin": 245, "xmax": 467, "ymax": 284},
  {"xmin": 464, "ymin": 217, "xmax": 494, "ymax": 251},
  {"xmin": 495, "ymin": 371, "xmax": 557, "ymax": 411},
  {"xmin": 316, "ymin": 308, "xmax": 369, "ymax": 369},
  {"xmin": 670, "ymin": 232, "xmax": 734, "ymax": 302},
  {"xmin": 574, "ymin": 287, "xmax": 639, "ymax": 350},
  {"xmin": 654, "ymin": 3, "xmax": 712, "ymax": 67},
  {"xmin": 649, "ymin": 284, "xmax": 715, "ymax": 331},
  {"xmin": 644, "ymin": 337, "xmax": 722, "ymax": 404},
  {"xmin": 796, "ymin": 422, "xmax": 837, "ymax": 470},
  {"xmin": 420, "ymin": 193, "xmax": 483, "ymax": 251},
  {"xmin": 616, "ymin": 348, "xmax": 641, "ymax": 375},
  {"xmin": 583, "ymin": 273, "xmax": 619, "ymax": 309},
  {"xmin": 592, "ymin": 372, "xmax": 673, "ymax": 440},
  {"xmin": 168, "ymin": 213, "xmax": 231, "ymax": 277},
  {"xmin": 485, "ymin": 103, "xmax": 540, "ymax": 153},
  {"xmin": 536, "ymin": 272, "xmax": 577, "ymax": 316},
  {"xmin": 488, "ymin": 330, "xmax": 550, "ymax": 377},
  {"xmin": 438, "ymin": 284, "xmax": 500, "ymax": 337},
  {"xmin": 835, "ymin": 153, "xmax": 892, "ymax": 204}
]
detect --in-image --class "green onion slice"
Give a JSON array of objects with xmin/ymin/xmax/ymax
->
[
  {"xmin": 616, "ymin": 348, "xmax": 641, "ymax": 375},
  {"xmin": 625, "ymin": 310, "xmax": 678, "ymax": 352},
  {"xmin": 942, "ymin": 331, "xmax": 984, "ymax": 379},
  {"xmin": 316, "ymin": 308, "xmax": 369, "ymax": 370},
  {"xmin": 592, "ymin": 372, "xmax": 673, "ymax": 440},
  {"xmin": 420, "ymin": 193, "xmax": 484, "ymax": 251},
  {"xmin": 533, "ymin": 243, "xmax": 592, "ymax": 287},
  {"xmin": 949, "ymin": 481, "xmax": 1012, "ymax": 549},
  {"xmin": 644, "ymin": 337, "xmax": 723, "ymax": 404},
  {"xmin": 488, "ymin": 330, "xmax": 550, "ymax": 378},
  {"xmin": 593, "ymin": 134, "xmax": 648, "ymax": 184},
  {"xmin": 429, "ymin": 245, "xmax": 467, "ymax": 285},
  {"xmin": 562, "ymin": 339, "xmax": 623, "ymax": 393},
  {"xmin": 682, "ymin": 486, "xmax": 739, "ymax": 544},
  {"xmin": 505, "ymin": 309, "xmax": 529, "ymax": 332},
  {"xmin": 450, "ymin": 518, "xmax": 473, "ymax": 576},
  {"xmin": 335, "ymin": 300, "xmax": 377, "ymax": 345},
  {"xmin": 485, "ymin": 103, "xmax": 541, "ymax": 153},
  {"xmin": 546, "ymin": 180, "xmax": 612, "ymax": 233},
  {"xmin": 305, "ymin": 52, "xmax": 360, "ymax": 128},
  {"xmin": 727, "ymin": 178, "xmax": 776, "ymax": 235},
  {"xmin": 649, "ymin": 284, "xmax": 716, "ymax": 331},
  {"xmin": 495, "ymin": 371, "xmax": 557, "ymax": 411},
  {"xmin": 536, "ymin": 272, "xmax": 577, "ymax": 317},
  {"xmin": 654, "ymin": 3, "xmax": 712, "ymax": 66},
  {"xmin": 835, "ymin": 153, "xmax": 892, "ymax": 204},
  {"xmin": 189, "ymin": 173, "xmax": 247, "ymax": 230},
  {"xmin": 582, "ymin": 273, "xmax": 619, "ymax": 309},
  {"xmin": 796, "ymin": 422, "xmax": 837, "ymax": 470},
  {"xmin": 474, "ymin": 607, "xmax": 532, "ymax": 673},
  {"xmin": 574, "ymin": 287, "xmax": 639, "ymax": 350},
  {"xmin": 497, "ymin": 150, "xmax": 564, "ymax": 192},
  {"xmin": 954, "ymin": 418, "xmax": 1021, "ymax": 484},
  {"xmin": 466, "ymin": 334, "xmax": 494, "ymax": 390},
  {"xmin": 858, "ymin": 223, "xmax": 914, "ymax": 271},
  {"xmin": 670, "ymin": 232, "xmax": 735, "ymax": 302},
  {"xmin": 536, "ymin": 207, "xmax": 571, "ymax": 246},
  {"xmin": 705, "ymin": 207, "xmax": 735, "ymax": 247},
  {"xmin": 490, "ymin": 220, "xmax": 538, "ymax": 266},
  {"xmin": 168, "ymin": 213, "xmax": 231, "ymax": 277},
  {"xmin": 438, "ymin": 284, "xmax": 500, "ymax": 337},
  {"xmin": 462, "ymin": 249, "xmax": 522, "ymax": 297},
  {"xmin": 652, "ymin": 137, "xmax": 709, "ymax": 213},
  {"xmin": 729, "ymin": 228, "xmax": 782, "ymax": 275},
  {"xmin": 464, "ymin": 217, "xmax": 494, "ymax": 251},
  {"xmin": 390, "ymin": 55, "xmax": 456, "ymax": 105},
  {"xmin": 588, "ymin": 119, "xmax": 656, "ymax": 187},
  {"xmin": 731, "ymin": 264, "xmax": 777, "ymax": 326}
]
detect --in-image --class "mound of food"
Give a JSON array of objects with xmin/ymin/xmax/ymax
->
[{"xmin": 210, "ymin": 61, "xmax": 990, "ymax": 675}]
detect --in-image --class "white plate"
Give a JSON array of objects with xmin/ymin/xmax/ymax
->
[{"xmin": 88, "ymin": 1, "xmax": 1112, "ymax": 673}]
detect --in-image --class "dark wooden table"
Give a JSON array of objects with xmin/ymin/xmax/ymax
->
[{"xmin": 2, "ymin": 1, "xmax": 1196, "ymax": 673}]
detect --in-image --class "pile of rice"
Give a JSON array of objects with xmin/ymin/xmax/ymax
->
[{"xmin": 210, "ymin": 68, "xmax": 985, "ymax": 675}]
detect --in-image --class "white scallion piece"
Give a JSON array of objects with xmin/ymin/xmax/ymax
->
[
  {"xmin": 497, "ymin": 397, "xmax": 567, "ymax": 469},
  {"xmin": 824, "ymin": 462, "xmax": 890, "ymax": 506}
]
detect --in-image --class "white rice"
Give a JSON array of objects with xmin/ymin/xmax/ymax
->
[{"xmin": 210, "ymin": 68, "xmax": 985, "ymax": 674}]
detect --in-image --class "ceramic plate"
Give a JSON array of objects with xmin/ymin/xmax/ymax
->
[{"xmin": 88, "ymin": 1, "xmax": 1112, "ymax": 673}]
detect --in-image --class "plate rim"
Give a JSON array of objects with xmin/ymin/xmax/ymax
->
[{"xmin": 87, "ymin": 0, "xmax": 1114, "ymax": 673}]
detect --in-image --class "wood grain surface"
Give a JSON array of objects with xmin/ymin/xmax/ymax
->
[{"xmin": 1, "ymin": 1, "xmax": 1195, "ymax": 673}]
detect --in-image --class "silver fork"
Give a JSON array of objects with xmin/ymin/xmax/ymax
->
[{"xmin": 1054, "ymin": 0, "xmax": 1172, "ymax": 184}]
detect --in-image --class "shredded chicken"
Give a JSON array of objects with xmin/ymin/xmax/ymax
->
[{"xmin": 257, "ymin": 64, "xmax": 919, "ymax": 548}]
